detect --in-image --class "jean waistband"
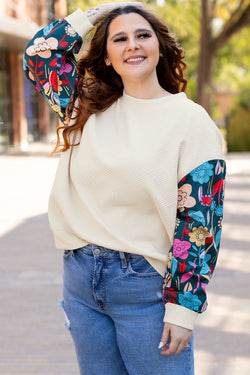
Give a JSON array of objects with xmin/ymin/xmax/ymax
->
[{"xmin": 73, "ymin": 244, "xmax": 129, "ymax": 269}]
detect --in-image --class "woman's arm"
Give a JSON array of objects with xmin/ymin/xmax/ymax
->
[
  {"xmin": 160, "ymin": 159, "xmax": 226, "ymax": 354},
  {"xmin": 23, "ymin": 10, "xmax": 93, "ymax": 122},
  {"xmin": 23, "ymin": 2, "xmax": 142, "ymax": 122}
]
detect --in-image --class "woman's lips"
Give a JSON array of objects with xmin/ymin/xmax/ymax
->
[{"xmin": 125, "ymin": 56, "xmax": 146, "ymax": 64}]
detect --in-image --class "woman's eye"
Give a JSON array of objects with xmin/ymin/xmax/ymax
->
[
  {"xmin": 137, "ymin": 32, "xmax": 152, "ymax": 39},
  {"xmin": 114, "ymin": 37, "xmax": 127, "ymax": 43}
]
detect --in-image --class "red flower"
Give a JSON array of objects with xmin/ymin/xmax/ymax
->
[
  {"xmin": 203, "ymin": 196, "xmax": 212, "ymax": 205},
  {"xmin": 201, "ymin": 194, "xmax": 212, "ymax": 206}
]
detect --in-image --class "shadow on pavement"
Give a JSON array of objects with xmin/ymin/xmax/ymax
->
[
  {"xmin": 195, "ymin": 169, "xmax": 250, "ymax": 375},
  {"xmin": 0, "ymin": 214, "xmax": 78, "ymax": 375}
]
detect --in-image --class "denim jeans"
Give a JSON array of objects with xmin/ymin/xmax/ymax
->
[{"xmin": 62, "ymin": 244, "xmax": 194, "ymax": 375}]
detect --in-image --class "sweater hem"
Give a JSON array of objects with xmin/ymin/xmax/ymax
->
[
  {"xmin": 65, "ymin": 9, "xmax": 93, "ymax": 37},
  {"xmin": 163, "ymin": 303, "xmax": 198, "ymax": 330}
]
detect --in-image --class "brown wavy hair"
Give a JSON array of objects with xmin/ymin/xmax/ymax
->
[{"xmin": 54, "ymin": 5, "xmax": 187, "ymax": 153}]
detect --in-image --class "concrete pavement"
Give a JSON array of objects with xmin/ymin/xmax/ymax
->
[{"xmin": 0, "ymin": 145, "xmax": 250, "ymax": 374}]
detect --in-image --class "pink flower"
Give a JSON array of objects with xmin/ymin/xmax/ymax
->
[
  {"xmin": 59, "ymin": 55, "xmax": 73, "ymax": 74},
  {"xmin": 26, "ymin": 37, "xmax": 58, "ymax": 59},
  {"xmin": 173, "ymin": 239, "xmax": 191, "ymax": 259},
  {"xmin": 178, "ymin": 184, "xmax": 196, "ymax": 212}
]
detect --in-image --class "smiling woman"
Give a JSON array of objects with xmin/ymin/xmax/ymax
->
[
  {"xmin": 65, "ymin": 4, "xmax": 187, "ymax": 154},
  {"xmin": 23, "ymin": 2, "xmax": 226, "ymax": 375}
]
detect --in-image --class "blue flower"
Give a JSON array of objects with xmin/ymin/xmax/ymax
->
[
  {"xmin": 215, "ymin": 206, "xmax": 223, "ymax": 216},
  {"xmin": 190, "ymin": 162, "xmax": 214, "ymax": 184},
  {"xmin": 179, "ymin": 292, "xmax": 202, "ymax": 311},
  {"xmin": 211, "ymin": 200, "xmax": 216, "ymax": 211}
]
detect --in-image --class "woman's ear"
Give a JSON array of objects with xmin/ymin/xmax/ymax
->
[{"xmin": 105, "ymin": 57, "xmax": 112, "ymax": 66}]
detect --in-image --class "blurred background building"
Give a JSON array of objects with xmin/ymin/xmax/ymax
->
[{"xmin": 0, "ymin": 0, "xmax": 67, "ymax": 151}]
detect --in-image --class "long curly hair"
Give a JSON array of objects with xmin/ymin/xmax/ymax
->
[{"xmin": 54, "ymin": 5, "xmax": 187, "ymax": 153}]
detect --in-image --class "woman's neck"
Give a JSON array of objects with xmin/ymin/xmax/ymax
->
[{"xmin": 123, "ymin": 76, "xmax": 171, "ymax": 100}]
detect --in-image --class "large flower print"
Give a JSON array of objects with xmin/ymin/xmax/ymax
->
[
  {"xmin": 173, "ymin": 239, "xmax": 191, "ymax": 259},
  {"xmin": 26, "ymin": 37, "xmax": 58, "ymax": 58},
  {"xmin": 189, "ymin": 226, "xmax": 210, "ymax": 246},
  {"xmin": 179, "ymin": 292, "xmax": 202, "ymax": 311},
  {"xmin": 190, "ymin": 162, "xmax": 213, "ymax": 184},
  {"xmin": 177, "ymin": 184, "xmax": 196, "ymax": 212}
]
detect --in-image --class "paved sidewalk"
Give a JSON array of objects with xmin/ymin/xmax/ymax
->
[{"xmin": 0, "ymin": 146, "xmax": 250, "ymax": 374}]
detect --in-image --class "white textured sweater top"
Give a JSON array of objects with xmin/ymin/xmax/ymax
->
[{"xmin": 49, "ymin": 92, "xmax": 223, "ymax": 276}]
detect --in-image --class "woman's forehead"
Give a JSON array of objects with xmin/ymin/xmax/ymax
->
[{"xmin": 108, "ymin": 13, "xmax": 154, "ymax": 35}]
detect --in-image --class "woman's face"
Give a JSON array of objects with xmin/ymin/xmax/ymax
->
[{"xmin": 106, "ymin": 13, "xmax": 160, "ymax": 86}]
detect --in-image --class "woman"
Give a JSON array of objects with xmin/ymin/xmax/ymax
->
[{"xmin": 23, "ymin": 3, "xmax": 226, "ymax": 374}]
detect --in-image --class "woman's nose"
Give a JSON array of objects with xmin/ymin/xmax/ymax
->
[{"xmin": 126, "ymin": 37, "xmax": 139, "ymax": 51}]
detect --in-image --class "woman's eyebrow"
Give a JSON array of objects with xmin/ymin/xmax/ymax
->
[{"xmin": 110, "ymin": 28, "xmax": 153, "ymax": 41}]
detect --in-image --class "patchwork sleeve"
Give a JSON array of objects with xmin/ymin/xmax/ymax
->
[
  {"xmin": 163, "ymin": 159, "xmax": 226, "ymax": 330},
  {"xmin": 23, "ymin": 9, "xmax": 93, "ymax": 122}
]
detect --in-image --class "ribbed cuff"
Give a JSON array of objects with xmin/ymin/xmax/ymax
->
[
  {"xmin": 164, "ymin": 303, "xmax": 198, "ymax": 330},
  {"xmin": 65, "ymin": 9, "xmax": 94, "ymax": 38}
]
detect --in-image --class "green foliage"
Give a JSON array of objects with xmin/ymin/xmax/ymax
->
[
  {"xmin": 66, "ymin": 0, "xmax": 249, "ymax": 105},
  {"xmin": 227, "ymin": 88, "xmax": 250, "ymax": 152},
  {"xmin": 154, "ymin": 0, "xmax": 200, "ymax": 91},
  {"xmin": 214, "ymin": 26, "xmax": 250, "ymax": 91},
  {"xmin": 67, "ymin": 0, "xmax": 100, "ymax": 13}
]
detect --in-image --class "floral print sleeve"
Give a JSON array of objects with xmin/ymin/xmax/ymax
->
[
  {"xmin": 163, "ymin": 159, "xmax": 226, "ymax": 314},
  {"xmin": 23, "ymin": 18, "xmax": 83, "ymax": 122}
]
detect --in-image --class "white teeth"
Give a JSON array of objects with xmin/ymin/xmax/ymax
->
[{"xmin": 126, "ymin": 57, "xmax": 145, "ymax": 62}]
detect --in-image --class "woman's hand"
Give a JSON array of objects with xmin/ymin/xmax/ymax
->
[
  {"xmin": 85, "ymin": 2, "xmax": 143, "ymax": 25},
  {"xmin": 159, "ymin": 322, "xmax": 192, "ymax": 355}
]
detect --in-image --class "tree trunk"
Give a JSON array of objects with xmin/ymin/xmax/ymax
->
[
  {"xmin": 196, "ymin": 0, "xmax": 214, "ymax": 115},
  {"xmin": 196, "ymin": 1, "xmax": 250, "ymax": 115}
]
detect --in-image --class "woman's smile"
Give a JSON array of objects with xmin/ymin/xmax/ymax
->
[{"xmin": 124, "ymin": 55, "xmax": 146, "ymax": 64}]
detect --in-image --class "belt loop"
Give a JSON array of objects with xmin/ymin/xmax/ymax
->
[{"xmin": 119, "ymin": 252, "xmax": 128, "ymax": 269}]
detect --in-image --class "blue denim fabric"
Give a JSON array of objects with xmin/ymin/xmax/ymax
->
[{"xmin": 62, "ymin": 244, "xmax": 194, "ymax": 375}]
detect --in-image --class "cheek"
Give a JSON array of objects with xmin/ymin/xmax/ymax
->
[
  {"xmin": 147, "ymin": 40, "xmax": 160, "ymax": 58},
  {"xmin": 106, "ymin": 41, "xmax": 123, "ymax": 61}
]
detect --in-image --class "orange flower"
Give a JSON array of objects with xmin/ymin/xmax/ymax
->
[
  {"xmin": 26, "ymin": 37, "xmax": 58, "ymax": 59},
  {"xmin": 178, "ymin": 184, "xmax": 196, "ymax": 212},
  {"xmin": 188, "ymin": 226, "xmax": 210, "ymax": 246}
]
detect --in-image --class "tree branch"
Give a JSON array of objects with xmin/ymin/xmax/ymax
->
[
  {"xmin": 212, "ymin": 4, "xmax": 250, "ymax": 51},
  {"xmin": 229, "ymin": 0, "xmax": 245, "ymax": 19}
]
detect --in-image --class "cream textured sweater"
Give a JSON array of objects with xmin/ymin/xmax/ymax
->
[
  {"xmin": 49, "ymin": 92, "xmax": 223, "ymax": 264},
  {"xmin": 47, "ymin": 10, "xmax": 224, "ymax": 330}
]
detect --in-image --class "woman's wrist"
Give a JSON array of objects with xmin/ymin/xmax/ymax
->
[
  {"xmin": 85, "ymin": 2, "xmax": 143, "ymax": 25},
  {"xmin": 85, "ymin": 7, "xmax": 102, "ymax": 25}
]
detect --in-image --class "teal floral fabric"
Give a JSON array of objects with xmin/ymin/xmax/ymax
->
[
  {"xmin": 163, "ymin": 159, "xmax": 226, "ymax": 313},
  {"xmin": 23, "ymin": 18, "xmax": 82, "ymax": 122}
]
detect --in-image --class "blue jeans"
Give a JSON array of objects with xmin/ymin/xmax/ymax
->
[{"xmin": 62, "ymin": 244, "xmax": 194, "ymax": 375}]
